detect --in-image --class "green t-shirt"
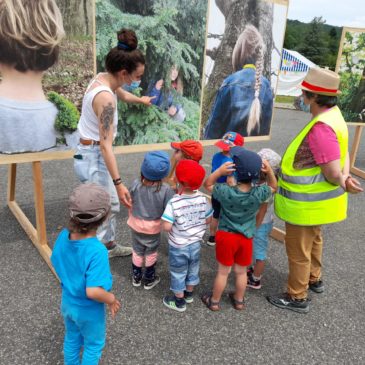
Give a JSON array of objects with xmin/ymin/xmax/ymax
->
[{"xmin": 213, "ymin": 183, "xmax": 272, "ymax": 238}]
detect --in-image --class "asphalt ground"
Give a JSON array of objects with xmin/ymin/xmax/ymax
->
[{"xmin": 0, "ymin": 109, "xmax": 364, "ymax": 365}]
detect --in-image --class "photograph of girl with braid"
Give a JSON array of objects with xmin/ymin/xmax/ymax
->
[{"xmin": 202, "ymin": 0, "xmax": 288, "ymax": 139}]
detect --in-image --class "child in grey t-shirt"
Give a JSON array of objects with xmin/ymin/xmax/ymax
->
[{"xmin": 127, "ymin": 151, "xmax": 174, "ymax": 289}]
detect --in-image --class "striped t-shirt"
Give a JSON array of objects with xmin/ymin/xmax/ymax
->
[{"xmin": 162, "ymin": 192, "xmax": 213, "ymax": 248}]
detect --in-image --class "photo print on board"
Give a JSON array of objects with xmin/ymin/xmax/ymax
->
[
  {"xmin": 95, "ymin": 0, "xmax": 209, "ymax": 146},
  {"xmin": 201, "ymin": 0, "xmax": 289, "ymax": 140},
  {"xmin": 336, "ymin": 27, "xmax": 365, "ymax": 124}
]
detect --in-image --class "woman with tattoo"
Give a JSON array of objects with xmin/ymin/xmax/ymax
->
[{"xmin": 74, "ymin": 28, "xmax": 154, "ymax": 258}]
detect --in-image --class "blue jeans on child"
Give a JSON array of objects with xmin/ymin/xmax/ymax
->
[
  {"xmin": 253, "ymin": 221, "xmax": 273, "ymax": 261},
  {"xmin": 73, "ymin": 144, "xmax": 120, "ymax": 244},
  {"xmin": 169, "ymin": 241, "xmax": 201, "ymax": 293},
  {"xmin": 62, "ymin": 300, "xmax": 106, "ymax": 365}
]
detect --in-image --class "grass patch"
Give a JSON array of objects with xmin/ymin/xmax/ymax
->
[{"xmin": 275, "ymin": 95, "xmax": 295, "ymax": 104}]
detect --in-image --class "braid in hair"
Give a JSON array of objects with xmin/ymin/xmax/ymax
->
[{"xmin": 247, "ymin": 45, "xmax": 264, "ymax": 135}]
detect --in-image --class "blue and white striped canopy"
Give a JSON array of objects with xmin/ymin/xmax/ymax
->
[{"xmin": 280, "ymin": 49, "xmax": 311, "ymax": 72}]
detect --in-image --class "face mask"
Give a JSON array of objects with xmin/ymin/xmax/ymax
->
[
  {"xmin": 299, "ymin": 97, "xmax": 311, "ymax": 113},
  {"xmin": 122, "ymin": 80, "xmax": 141, "ymax": 92}
]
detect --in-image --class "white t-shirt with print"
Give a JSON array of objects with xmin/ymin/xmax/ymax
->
[{"xmin": 162, "ymin": 192, "xmax": 213, "ymax": 248}]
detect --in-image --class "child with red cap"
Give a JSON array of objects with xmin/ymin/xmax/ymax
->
[
  {"xmin": 207, "ymin": 131, "xmax": 244, "ymax": 246},
  {"xmin": 202, "ymin": 147, "xmax": 277, "ymax": 311},
  {"xmin": 170, "ymin": 140, "xmax": 203, "ymax": 162},
  {"xmin": 161, "ymin": 160, "xmax": 213, "ymax": 312}
]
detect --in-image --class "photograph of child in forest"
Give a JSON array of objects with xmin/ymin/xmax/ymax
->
[{"xmin": 96, "ymin": 0, "xmax": 208, "ymax": 146}]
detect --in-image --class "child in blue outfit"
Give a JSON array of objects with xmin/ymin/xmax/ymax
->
[
  {"xmin": 207, "ymin": 131, "xmax": 244, "ymax": 246},
  {"xmin": 127, "ymin": 151, "xmax": 174, "ymax": 289},
  {"xmin": 202, "ymin": 147, "xmax": 277, "ymax": 311},
  {"xmin": 51, "ymin": 183, "xmax": 120, "ymax": 365},
  {"xmin": 247, "ymin": 148, "xmax": 281, "ymax": 289},
  {"xmin": 162, "ymin": 160, "xmax": 213, "ymax": 312}
]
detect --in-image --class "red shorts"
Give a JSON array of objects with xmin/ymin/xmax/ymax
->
[{"xmin": 215, "ymin": 230, "xmax": 253, "ymax": 267}]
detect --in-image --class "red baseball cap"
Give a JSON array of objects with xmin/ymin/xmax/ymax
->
[
  {"xmin": 171, "ymin": 140, "xmax": 203, "ymax": 162},
  {"xmin": 214, "ymin": 132, "xmax": 244, "ymax": 151},
  {"xmin": 175, "ymin": 160, "xmax": 206, "ymax": 190}
]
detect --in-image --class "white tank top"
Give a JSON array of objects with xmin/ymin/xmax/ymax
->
[{"xmin": 77, "ymin": 75, "xmax": 118, "ymax": 141}]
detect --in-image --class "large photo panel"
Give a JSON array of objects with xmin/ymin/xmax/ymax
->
[
  {"xmin": 335, "ymin": 27, "xmax": 365, "ymax": 124},
  {"xmin": 95, "ymin": 0, "xmax": 209, "ymax": 146},
  {"xmin": 201, "ymin": 0, "xmax": 289, "ymax": 140},
  {"xmin": 0, "ymin": 0, "xmax": 94, "ymax": 155}
]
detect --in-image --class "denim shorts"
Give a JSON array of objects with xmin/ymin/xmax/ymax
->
[
  {"xmin": 73, "ymin": 144, "xmax": 120, "ymax": 244},
  {"xmin": 169, "ymin": 241, "xmax": 201, "ymax": 293},
  {"xmin": 253, "ymin": 221, "xmax": 273, "ymax": 261}
]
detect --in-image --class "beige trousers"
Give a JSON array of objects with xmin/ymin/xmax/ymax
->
[{"xmin": 285, "ymin": 222, "xmax": 323, "ymax": 299}]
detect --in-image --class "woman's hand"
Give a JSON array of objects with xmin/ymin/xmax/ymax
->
[
  {"xmin": 116, "ymin": 183, "xmax": 132, "ymax": 208},
  {"xmin": 139, "ymin": 95, "xmax": 156, "ymax": 106},
  {"xmin": 345, "ymin": 176, "xmax": 363, "ymax": 194},
  {"xmin": 108, "ymin": 298, "xmax": 121, "ymax": 318}
]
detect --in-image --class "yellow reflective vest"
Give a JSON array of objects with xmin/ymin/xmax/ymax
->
[{"xmin": 275, "ymin": 106, "xmax": 348, "ymax": 226}]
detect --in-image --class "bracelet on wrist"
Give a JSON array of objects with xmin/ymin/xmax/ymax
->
[{"xmin": 113, "ymin": 178, "xmax": 122, "ymax": 186}]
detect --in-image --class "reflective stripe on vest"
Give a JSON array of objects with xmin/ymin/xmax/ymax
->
[
  {"xmin": 279, "ymin": 172, "xmax": 327, "ymax": 185},
  {"xmin": 278, "ymin": 186, "xmax": 345, "ymax": 202}
]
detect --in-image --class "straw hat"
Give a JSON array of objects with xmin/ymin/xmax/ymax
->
[{"xmin": 300, "ymin": 67, "xmax": 341, "ymax": 96}]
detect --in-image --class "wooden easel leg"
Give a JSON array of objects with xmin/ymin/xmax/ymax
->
[
  {"xmin": 6, "ymin": 162, "xmax": 58, "ymax": 278},
  {"xmin": 7, "ymin": 163, "xmax": 17, "ymax": 202},
  {"xmin": 270, "ymin": 227, "xmax": 285, "ymax": 243},
  {"xmin": 32, "ymin": 162, "xmax": 47, "ymax": 246},
  {"xmin": 349, "ymin": 126, "xmax": 365, "ymax": 179},
  {"xmin": 350, "ymin": 126, "xmax": 362, "ymax": 167}
]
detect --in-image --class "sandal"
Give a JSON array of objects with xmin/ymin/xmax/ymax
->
[
  {"xmin": 201, "ymin": 293, "xmax": 221, "ymax": 311},
  {"xmin": 228, "ymin": 292, "xmax": 245, "ymax": 310}
]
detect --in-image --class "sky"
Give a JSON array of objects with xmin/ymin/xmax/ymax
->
[{"xmin": 287, "ymin": 0, "xmax": 365, "ymax": 27}]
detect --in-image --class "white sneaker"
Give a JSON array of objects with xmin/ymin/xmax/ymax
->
[{"xmin": 108, "ymin": 244, "xmax": 132, "ymax": 258}]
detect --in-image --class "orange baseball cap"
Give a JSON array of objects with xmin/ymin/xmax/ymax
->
[{"xmin": 171, "ymin": 140, "xmax": 203, "ymax": 162}]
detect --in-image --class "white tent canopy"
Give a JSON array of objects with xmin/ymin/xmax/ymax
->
[{"xmin": 276, "ymin": 49, "xmax": 317, "ymax": 96}]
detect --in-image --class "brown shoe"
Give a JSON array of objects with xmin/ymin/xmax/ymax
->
[{"xmin": 228, "ymin": 292, "xmax": 245, "ymax": 310}]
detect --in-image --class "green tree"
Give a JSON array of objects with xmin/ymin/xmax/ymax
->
[{"xmin": 299, "ymin": 17, "xmax": 329, "ymax": 66}]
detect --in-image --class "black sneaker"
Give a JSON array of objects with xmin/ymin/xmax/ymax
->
[
  {"xmin": 132, "ymin": 276, "xmax": 142, "ymax": 287},
  {"xmin": 309, "ymin": 280, "xmax": 324, "ymax": 293},
  {"xmin": 267, "ymin": 293, "xmax": 310, "ymax": 314},
  {"xmin": 184, "ymin": 290, "xmax": 194, "ymax": 304},
  {"xmin": 247, "ymin": 275, "xmax": 261, "ymax": 290},
  {"xmin": 163, "ymin": 295, "xmax": 186, "ymax": 312},
  {"xmin": 144, "ymin": 275, "xmax": 161, "ymax": 290},
  {"xmin": 247, "ymin": 267, "xmax": 254, "ymax": 276},
  {"xmin": 206, "ymin": 235, "xmax": 216, "ymax": 247}
]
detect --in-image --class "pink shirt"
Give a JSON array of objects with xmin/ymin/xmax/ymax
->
[
  {"xmin": 294, "ymin": 122, "xmax": 340, "ymax": 169},
  {"xmin": 127, "ymin": 211, "xmax": 162, "ymax": 235}
]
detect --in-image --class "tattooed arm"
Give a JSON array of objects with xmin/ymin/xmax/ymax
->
[{"xmin": 93, "ymin": 92, "xmax": 132, "ymax": 208}]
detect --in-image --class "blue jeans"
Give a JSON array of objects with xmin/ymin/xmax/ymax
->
[
  {"xmin": 169, "ymin": 242, "xmax": 201, "ymax": 293},
  {"xmin": 61, "ymin": 301, "xmax": 106, "ymax": 365},
  {"xmin": 253, "ymin": 221, "xmax": 273, "ymax": 261},
  {"xmin": 73, "ymin": 144, "xmax": 120, "ymax": 244}
]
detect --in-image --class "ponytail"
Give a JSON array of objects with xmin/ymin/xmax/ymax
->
[{"xmin": 247, "ymin": 46, "xmax": 263, "ymax": 135}]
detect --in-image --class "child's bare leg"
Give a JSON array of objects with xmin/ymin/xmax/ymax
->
[
  {"xmin": 186, "ymin": 285, "xmax": 194, "ymax": 292},
  {"xmin": 253, "ymin": 259, "xmax": 265, "ymax": 278},
  {"xmin": 209, "ymin": 217, "xmax": 218, "ymax": 237},
  {"xmin": 233, "ymin": 264, "xmax": 247, "ymax": 301},
  {"xmin": 212, "ymin": 263, "xmax": 231, "ymax": 302}
]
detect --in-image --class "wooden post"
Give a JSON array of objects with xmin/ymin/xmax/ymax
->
[{"xmin": 349, "ymin": 125, "xmax": 365, "ymax": 179}]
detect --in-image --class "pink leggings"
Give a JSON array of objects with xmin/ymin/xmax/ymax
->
[{"xmin": 132, "ymin": 250, "xmax": 158, "ymax": 267}]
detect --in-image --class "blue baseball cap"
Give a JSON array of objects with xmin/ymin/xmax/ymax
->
[
  {"xmin": 141, "ymin": 151, "xmax": 170, "ymax": 181},
  {"xmin": 230, "ymin": 146, "xmax": 262, "ymax": 182}
]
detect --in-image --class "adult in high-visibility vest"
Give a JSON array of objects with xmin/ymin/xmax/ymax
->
[{"xmin": 267, "ymin": 67, "xmax": 363, "ymax": 314}]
